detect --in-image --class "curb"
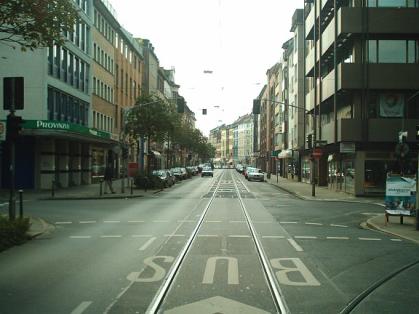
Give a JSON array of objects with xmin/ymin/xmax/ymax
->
[
  {"xmin": 39, "ymin": 194, "xmax": 146, "ymax": 201},
  {"xmin": 366, "ymin": 217, "xmax": 419, "ymax": 245},
  {"xmin": 27, "ymin": 216, "xmax": 55, "ymax": 239},
  {"xmin": 266, "ymin": 180, "xmax": 385, "ymax": 206}
]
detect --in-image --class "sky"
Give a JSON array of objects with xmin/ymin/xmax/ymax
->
[{"xmin": 108, "ymin": 0, "xmax": 302, "ymax": 136}]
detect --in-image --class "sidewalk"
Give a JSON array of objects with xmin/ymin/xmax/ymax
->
[
  {"xmin": 265, "ymin": 174, "xmax": 419, "ymax": 244},
  {"xmin": 0, "ymin": 178, "xmax": 162, "ymax": 202}
]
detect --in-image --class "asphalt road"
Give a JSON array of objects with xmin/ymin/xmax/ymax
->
[{"xmin": 0, "ymin": 169, "xmax": 418, "ymax": 314}]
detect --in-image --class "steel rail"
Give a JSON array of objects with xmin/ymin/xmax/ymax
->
[
  {"xmin": 232, "ymin": 170, "xmax": 290, "ymax": 314},
  {"xmin": 145, "ymin": 171, "xmax": 225, "ymax": 314}
]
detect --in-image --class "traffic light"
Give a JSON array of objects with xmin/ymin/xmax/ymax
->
[
  {"xmin": 306, "ymin": 134, "xmax": 313, "ymax": 149},
  {"xmin": 3, "ymin": 77, "xmax": 24, "ymax": 110},
  {"xmin": 6, "ymin": 114, "xmax": 24, "ymax": 141},
  {"xmin": 122, "ymin": 146, "xmax": 128, "ymax": 159},
  {"xmin": 202, "ymin": 108, "xmax": 207, "ymax": 115},
  {"xmin": 252, "ymin": 99, "xmax": 261, "ymax": 114}
]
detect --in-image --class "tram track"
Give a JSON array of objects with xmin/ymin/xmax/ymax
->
[{"xmin": 145, "ymin": 170, "xmax": 289, "ymax": 314}]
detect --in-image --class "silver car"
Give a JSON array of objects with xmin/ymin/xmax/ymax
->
[{"xmin": 247, "ymin": 168, "xmax": 264, "ymax": 182}]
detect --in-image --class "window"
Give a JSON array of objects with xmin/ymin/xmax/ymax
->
[
  {"xmin": 93, "ymin": 43, "xmax": 97, "ymax": 60},
  {"xmin": 93, "ymin": 77, "xmax": 96, "ymax": 94},
  {"xmin": 368, "ymin": 40, "xmax": 418, "ymax": 63},
  {"xmin": 115, "ymin": 64, "xmax": 119, "ymax": 87}
]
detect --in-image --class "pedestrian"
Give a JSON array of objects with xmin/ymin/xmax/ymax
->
[{"xmin": 104, "ymin": 163, "xmax": 115, "ymax": 194}]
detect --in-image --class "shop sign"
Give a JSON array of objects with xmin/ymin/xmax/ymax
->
[
  {"xmin": 22, "ymin": 120, "xmax": 111, "ymax": 140},
  {"xmin": 340, "ymin": 142, "xmax": 355, "ymax": 153}
]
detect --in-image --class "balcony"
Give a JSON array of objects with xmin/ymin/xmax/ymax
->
[
  {"xmin": 321, "ymin": 63, "xmax": 419, "ymax": 102},
  {"xmin": 338, "ymin": 7, "xmax": 419, "ymax": 35},
  {"xmin": 305, "ymin": 88, "xmax": 315, "ymax": 112},
  {"xmin": 368, "ymin": 119, "xmax": 419, "ymax": 142}
]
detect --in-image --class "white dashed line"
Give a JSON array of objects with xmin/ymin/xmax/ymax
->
[
  {"xmin": 153, "ymin": 220, "xmax": 169, "ymax": 223},
  {"xmin": 164, "ymin": 234, "xmax": 185, "ymax": 237},
  {"xmin": 177, "ymin": 220, "xmax": 195, "ymax": 223},
  {"xmin": 70, "ymin": 236, "xmax": 91, "ymax": 239},
  {"xmin": 330, "ymin": 224, "xmax": 348, "ymax": 228},
  {"xmin": 100, "ymin": 235, "xmax": 122, "ymax": 238},
  {"xmin": 205, "ymin": 220, "xmax": 222, "ymax": 223},
  {"xmin": 104, "ymin": 221, "xmax": 120, "ymax": 223},
  {"xmin": 139, "ymin": 237, "xmax": 156, "ymax": 251},
  {"xmin": 280, "ymin": 221, "xmax": 298, "ymax": 224},
  {"xmin": 262, "ymin": 235, "xmax": 285, "ymax": 239},
  {"xmin": 55, "ymin": 221, "xmax": 72, "ymax": 224},
  {"xmin": 254, "ymin": 221, "xmax": 275, "ymax": 224},
  {"xmin": 131, "ymin": 235, "xmax": 152, "ymax": 238},
  {"xmin": 229, "ymin": 221, "xmax": 246, "ymax": 223},
  {"xmin": 228, "ymin": 235, "xmax": 251, "ymax": 238},
  {"xmin": 359, "ymin": 237, "xmax": 381, "ymax": 241},
  {"xmin": 79, "ymin": 221, "xmax": 96, "ymax": 224},
  {"xmin": 327, "ymin": 236, "xmax": 350, "ymax": 240},
  {"xmin": 198, "ymin": 234, "xmax": 219, "ymax": 237},
  {"xmin": 70, "ymin": 301, "xmax": 92, "ymax": 314},
  {"xmin": 128, "ymin": 220, "xmax": 144, "ymax": 223},
  {"xmin": 305, "ymin": 222, "xmax": 323, "ymax": 226},
  {"xmin": 287, "ymin": 238, "xmax": 304, "ymax": 252},
  {"xmin": 295, "ymin": 236, "xmax": 317, "ymax": 239},
  {"xmin": 390, "ymin": 238, "xmax": 402, "ymax": 242}
]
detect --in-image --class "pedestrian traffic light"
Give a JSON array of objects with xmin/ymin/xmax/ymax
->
[
  {"xmin": 6, "ymin": 114, "xmax": 24, "ymax": 141},
  {"xmin": 202, "ymin": 108, "xmax": 207, "ymax": 115},
  {"xmin": 3, "ymin": 77, "xmax": 24, "ymax": 110},
  {"xmin": 306, "ymin": 134, "xmax": 313, "ymax": 149}
]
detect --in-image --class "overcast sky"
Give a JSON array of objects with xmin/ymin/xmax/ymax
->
[{"xmin": 108, "ymin": 0, "xmax": 302, "ymax": 136}]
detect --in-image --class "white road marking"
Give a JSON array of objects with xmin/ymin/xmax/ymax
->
[
  {"xmin": 177, "ymin": 220, "xmax": 195, "ymax": 223},
  {"xmin": 79, "ymin": 221, "xmax": 96, "ymax": 224},
  {"xmin": 390, "ymin": 238, "xmax": 402, "ymax": 242},
  {"xmin": 295, "ymin": 236, "xmax": 317, "ymax": 239},
  {"xmin": 202, "ymin": 256, "xmax": 239, "ymax": 285},
  {"xmin": 280, "ymin": 221, "xmax": 298, "ymax": 224},
  {"xmin": 164, "ymin": 234, "xmax": 185, "ymax": 237},
  {"xmin": 359, "ymin": 237, "xmax": 381, "ymax": 241},
  {"xmin": 70, "ymin": 236, "xmax": 91, "ymax": 239},
  {"xmin": 205, "ymin": 220, "xmax": 222, "ymax": 223},
  {"xmin": 153, "ymin": 220, "xmax": 169, "ymax": 223},
  {"xmin": 305, "ymin": 222, "xmax": 323, "ymax": 226},
  {"xmin": 70, "ymin": 301, "xmax": 92, "ymax": 314},
  {"xmin": 330, "ymin": 224, "xmax": 348, "ymax": 228},
  {"xmin": 254, "ymin": 221, "xmax": 275, "ymax": 224},
  {"xmin": 271, "ymin": 258, "xmax": 320, "ymax": 286},
  {"xmin": 262, "ymin": 235, "xmax": 285, "ymax": 239},
  {"xmin": 55, "ymin": 221, "xmax": 72, "ymax": 224},
  {"xmin": 139, "ymin": 237, "xmax": 157, "ymax": 251},
  {"xmin": 229, "ymin": 220, "xmax": 246, "ymax": 223},
  {"xmin": 100, "ymin": 235, "xmax": 122, "ymax": 238},
  {"xmin": 128, "ymin": 220, "xmax": 144, "ymax": 223},
  {"xmin": 327, "ymin": 236, "xmax": 350, "ymax": 240},
  {"xmin": 131, "ymin": 234, "xmax": 152, "ymax": 238},
  {"xmin": 287, "ymin": 238, "xmax": 304, "ymax": 252},
  {"xmin": 198, "ymin": 234, "xmax": 219, "ymax": 237},
  {"xmin": 228, "ymin": 235, "xmax": 251, "ymax": 238},
  {"xmin": 104, "ymin": 220, "xmax": 120, "ymax": 223}
]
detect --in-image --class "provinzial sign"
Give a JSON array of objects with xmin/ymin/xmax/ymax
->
[{"xmin": 21, "ymin": 120, "xmax": 112, "ymax": 140}]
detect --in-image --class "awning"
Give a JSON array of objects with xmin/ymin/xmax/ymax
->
[{"xmin": 278, "ymin": 150, "xmax": 292, "ymax": 159}]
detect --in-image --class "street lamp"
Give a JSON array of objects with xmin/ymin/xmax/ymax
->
[{"xmin": 254, "ymin": 98, "xmax": 318, "ymax": 196}]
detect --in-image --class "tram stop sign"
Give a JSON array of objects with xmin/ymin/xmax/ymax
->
[{"xmin": 312, "ymin": 148, "xmax": 323, "ymax": 159}]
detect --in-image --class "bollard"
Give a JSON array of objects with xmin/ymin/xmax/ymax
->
[
  {"xmin": 121, "ymin": 177, "xmax": 125, "ymax": 194},
  {"xmin": 18, "ymin": 190, "xmax": 23, "ymax": 219},
  {"xmin": 100, "ymin": 180, "xmax": 103, "ymax": 196},
  {"xmin": 51, "ymin": 181, "xmax": 55, "ymax": 198},
  {"xmin": 130, "ymin": 178, "xmax": 133, "ymax": 195}
]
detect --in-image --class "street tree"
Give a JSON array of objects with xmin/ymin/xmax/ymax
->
[{"xmin": 0, "ymin": 0, "xmax": 79, "ymax": 51}]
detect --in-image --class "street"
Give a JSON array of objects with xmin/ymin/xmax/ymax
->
[{"xmin": 0, "ymin": 169, "xmax": 418, "ymax": 314}]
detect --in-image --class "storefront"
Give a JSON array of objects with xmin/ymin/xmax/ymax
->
[{"xmin": 1, "ymin": 120, "xmax": 118, "ymax": 190}]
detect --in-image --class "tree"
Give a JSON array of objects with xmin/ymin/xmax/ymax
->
[{"xmin": 0, "ymin": 0, "xmax": 79, "ymax": 51}]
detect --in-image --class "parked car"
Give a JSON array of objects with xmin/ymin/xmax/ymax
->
[
  {"xmin": 171, "ymin": 167, "xmax": 184, "ymax": 181},
  {"xmin": 247, "ymin": 168, "xmax": 264, "ymax": 182},
  {"xmin": 236, "ymin": 164, "xmax": 244, "ymax": 173},
  {"xmin": 152, "ymin": 170, "xmax": 172, "ymax": 188},
  {"xmin": 201, "ymin": 166, "xmax": 214, "ymax": 177},
  {"xmin": 165, "ymin": 169, "xmax": 176, "ymax": 186},
  {"xmin": 244, "ymin": 166, "xmax": 255, "ymax": 179},
  {"xmin": 180, "ymin": 167, "xmax": 190, "ymax": 179}
]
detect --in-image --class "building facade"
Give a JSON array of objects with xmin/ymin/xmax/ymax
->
[{"xmin": 303, "ymin": 0, "xmax": 419, "ymax": 195}]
